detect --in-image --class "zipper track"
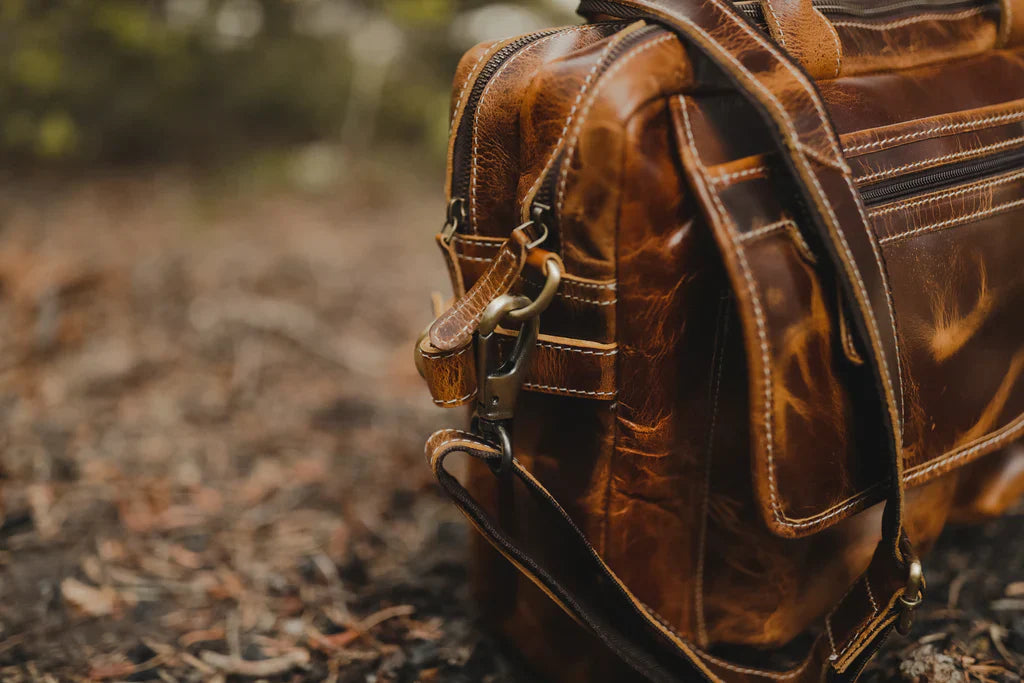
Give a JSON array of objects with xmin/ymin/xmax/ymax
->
[
  {"xmin": 860, "ymin": 147, "xmax": 1024, "ymax": 205},
  {"xmin": 530, "ymin": 23, "xmax": 666, "ymax": 230},
  {"xmin": 449, "ymin": 28, "xmax": 565, "ymax": 204}
]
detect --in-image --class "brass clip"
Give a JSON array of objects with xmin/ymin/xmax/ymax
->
[{"xmin": 896, "ymin": 554, "xmax": 924, "ymax": 635}]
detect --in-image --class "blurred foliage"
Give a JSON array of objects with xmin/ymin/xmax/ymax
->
[{"xmin": 0, "ymin": 0, "xmax": 575, "ymax": 167}]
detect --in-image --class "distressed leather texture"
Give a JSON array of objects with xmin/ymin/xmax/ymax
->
[{"xmin": 420, "ymin": 0, "xmax": 1024, "ymax": 680}]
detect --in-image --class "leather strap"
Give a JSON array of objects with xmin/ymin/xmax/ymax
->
[
  {"xmin": 577, "ymin": 0, "xmax": 907, "ymax": 558},
  {"xmin": 758, "ymin": 0, "xmax": 843, "ymax": 79},
  {"xmin": 418, "ymin": 332, "xmax": 617, "ymax": 406},
  {"xmin": 427, "ymin": 429, "xmax": 917, "ymax": 683}
]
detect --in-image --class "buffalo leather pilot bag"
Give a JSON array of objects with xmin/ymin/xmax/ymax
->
[{"xmin": 415, "ymin": 0, "xmax": 1024, "ymax": 679}]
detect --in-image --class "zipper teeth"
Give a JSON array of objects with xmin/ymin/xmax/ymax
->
[
  {"xmin": 450, "ymin": 28, "xmax": 565, "ymax": 200},
  {"xmin": 861, "ymin": 148, "xmax": 1024, "ymax": 205},
  {"xmin": 532, "ymin": 24, "xmax": 665, "ymax": 219}
]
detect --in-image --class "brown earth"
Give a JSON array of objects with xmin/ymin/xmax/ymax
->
[{"xmin": 0, "ymin": 165, "xmax": 1020, "ymax": 681}]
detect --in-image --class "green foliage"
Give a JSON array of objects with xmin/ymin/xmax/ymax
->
[{"xmin": 0, "ymin": 0, "xmax": 573, "ymax": 166}]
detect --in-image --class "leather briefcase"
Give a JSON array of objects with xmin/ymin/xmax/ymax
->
[{"xmin": 416, "ymin": 0, "xmax": 1024, "ymax": 679}]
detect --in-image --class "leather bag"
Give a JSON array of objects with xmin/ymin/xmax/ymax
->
[{"xmin": 416, "ymin": 0, "xmax": 1024, "ymax": 679}]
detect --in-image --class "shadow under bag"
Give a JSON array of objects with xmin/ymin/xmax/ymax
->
[{"xmin": 416, "ymin": 0, "xmax": 1024, "ymax": 679}]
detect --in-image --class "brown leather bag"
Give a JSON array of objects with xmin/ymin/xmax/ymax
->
[{"xmin": 416, "ymin": 0, "xmax": 1024, "ymax": 679}]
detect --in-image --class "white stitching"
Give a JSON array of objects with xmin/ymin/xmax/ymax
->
[
  {"xmin": 869, "ymin": 168, "xmax": 1024, "ymax": 217},
  {"xmin": 680, "ymin": 96, "xmax": 887, "ymax": 530},
  {"xmin": 738, "ymin": 219, "xmax": 797, "ymax": 242},
  {"xmin": 907, "ymin": 412, "xmax": 1024, "ymax": 482},
  {"xmin": 843, "ymin": 106, "xmax": 1024, "ymax": 154},
  {"xmin": 537, "ymin": 342, "xmax": 618, "ymax": 356},
  {"xmin": 455, "ymin": 253, "xmax": 618, "ymax": 305},
  {"xmin": 879, "ymin": 197, "xmax": 1024, "ymax": 244},
  {"xmin": 448, "ymin": 48, "xmax": 494, "ymax": 138},
  {"xmin": 825, "ymin": 615, "xmax": 839, "ymax": 660},
  {"xmin": 439, "ymin": 245, "xmax": 519, "ymax": 344},
  {"xmin": 470, "ymin": 28, "xmax": 594, "ymax": 233},
  {"xmin": 832, "ymin": 7, "xmax": 985, "ymax": 31},
  {"xmin": 865, "ymin": 577, "xmax": 878, "ymax": 614},
  {"xmin": 522, "ymin": 33, "xmax": 626, "ymax": 212},
  {"xmin": 523, "ymin": 383, "xmax": 616, "ymax": 397},
  {"xmin": 433, "ymin": 392, "xmax": 476, "ymax": 406},
  {"xmin": 699, "ymin": 651, "xmax": 813, "ymax": 681},
  {"xmin": 420, "ymin": 345, "xmax": 471, "ymax": 361},
  {"xmin": 856, "ymin": 134, "xmax": 1024, "ymax": 184},
  {"xmin": 652, "ymin": 0, "xmax": 905, "ymax": 449},
  {"xmin": 556, "ymin": 34, "xmax": 676, "ymax": 217},
  {"xmin": 709, "ymin": 165, "xmax": 768, "ymax": 185},
  {"xmin": 829, "ymin": 18, "xmax": 842, "ymax": 79},
  {"xmin": 763, "ymin": 0, "xmax": 788, "ymax": 47}
]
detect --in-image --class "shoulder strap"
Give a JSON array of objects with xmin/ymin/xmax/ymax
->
[{"xmin": 427, "ymin": 429, "xmax": 918, "ymax": 682}]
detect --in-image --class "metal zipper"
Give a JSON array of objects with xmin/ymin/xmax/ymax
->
[
  {"xmin": 449, "ymin": 28, "xmax": 565, "ymax": 208},
  {"xmin": 860, "ymin": 147, "xmax": 1024, "ymax": 205},
  {"xmin": 529, "ymin": 23, "xmax": 666, "ymax": 239}
]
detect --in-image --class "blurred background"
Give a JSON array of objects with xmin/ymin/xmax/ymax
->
[{"xmin": 0, "ymin": 2, "xmax": 1019, "ymax": 682}]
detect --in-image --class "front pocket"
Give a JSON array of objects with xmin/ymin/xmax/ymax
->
[{"xmin": 869, "ymin": 166, "xmax": 1024, "ymax": 483}]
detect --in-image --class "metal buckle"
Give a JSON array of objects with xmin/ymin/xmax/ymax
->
[
  {"xmin": 474, "ymin": 256, "xmax": 561, "ymax": 476},
  {"xmin": 896, "ymin": 553, "xmax": 924, "ymax": 635}
]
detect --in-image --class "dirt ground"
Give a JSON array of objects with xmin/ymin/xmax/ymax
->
[{"xmin": 0, "ymin": 165, "xmax": 1020, "ymax": 682}]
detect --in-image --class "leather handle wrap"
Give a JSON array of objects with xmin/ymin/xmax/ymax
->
[
  {"xmin": 758, "ymin": 0, "xmax": 843, "ymax": 78},
  {"xmin": 427, "ymin": 430, "xmax": 916, "ymax": 683}
]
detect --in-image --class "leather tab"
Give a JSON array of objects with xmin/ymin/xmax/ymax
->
[
  {"xmin": 428, "ymin": 231, "xmax": 529, "ymax": 351},
  {"xmin": 759, "ymin": 0, "xmax": 843, "ymax": 79},
  {"xmin": 418, "ymin": 333, "xmax": 618, "ymax": 407}
]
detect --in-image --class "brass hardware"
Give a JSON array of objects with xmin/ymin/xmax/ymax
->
[
  {"xmin": 896, "ymin": 555, "xmax": 924, "ymax": 635},
  {"xmin": 476, "ymin": 295, "xmax": 539, "ymax": 424},
  {"xmin": 441, "ymin": 198, "xmax": 465, "ymax": 245},
  {"xmin": 507, "ymin": 257, "xmax": 562, "ymax": 324}
]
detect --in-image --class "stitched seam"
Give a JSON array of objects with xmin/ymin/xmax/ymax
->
[
  {"xmin": 681, "ymin": 97, "xmax": 780, "ymax": 531},
  {"xmin": 433, "ymin": 392, "xmax": 476, "ymax": 406},
  {"xmin": 709, "ymin": 165, "xmax": 769, "ymax": 185},
  {"xmin": 829, "ymin": 19, "xmax": 842, "ymax": 79},
  {"xmin": 470, "ymin": 28, "xmax": 592, "ymax": 233},
  {"xmin": 738, "ymin": 219, "xmax": 797, "ymax": 242},
  {"xmin": 871, "ymin": 168, "xmax": 1024, "ymax": 217},
  {"xmin": 522, "ymin": 33, "xmax": 626, "ymax": 212},
  {"xmin": 556, "ymin": 34, "xmax": 676, "ymax": 217},
  {"xmin": 869, "ymin": 168, "xmax": 1024, "ymax": 217},
  {"xmin": 865, "ymin": 577, "xmax": 878, "ymax": 614},
  {"xmin": 1005, "ymin": 0, "xmax": 1014, "ymax": 45},
  {"xmin": 454, "ymin": 253, "xmax": 618, "ymax": 305},
  {"xmin": 825, "ymin": 615, "xmax": 838, "ymax": 659},
  {"xmin": 419, "ymin": 345, "xmax": 471, "ymax": 361},
  {"xmin": 523, "ymin": 383, "xmax": 616, "ymax": 397},
  {"xmin": 681, "ymin": 96, "xmax": 886, "ymax": 530},
  {"xmin": 832, "ymin": 7, "xmax": 985, "ymax": 31},
  {"xmin": 879, "ymin": 197, "xmax": 1024, "ymax": 244},
  {"xmin": 907, "ymin": 412, "xmax": 1024, "ymax": 482},
  {"xmin": 856, "ymin": 134, "xmax": 1024, "ymax": 184},
  {"xmin": 537, "ymin": 342, "xmax": 618, "ymax": 356},
  {"xmin": 439, "ymin": 246, "xmax": 518, "ymax": 344},
  {"xmin": 448, "ymin": 48, "xmax": 494, "ymax": 139},
  {"xmin": 698, "ymin": 651, "xmax": 813, "ymax": 681},
  {"xmin": 843, "ymin": 107, "xmax": 1024, "ymax": 154},
  {"xmin": 763, "ymin": 0, "xmax": 788, "ymax": 46},
  {"xmin": 654, "ymin": 0, "xmax": 904, "ymax": 447}
]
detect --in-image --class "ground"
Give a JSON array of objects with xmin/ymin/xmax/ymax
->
[{"xmin": 0, "ymin": 165, "xmax": 1020, "ymax": 681}]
